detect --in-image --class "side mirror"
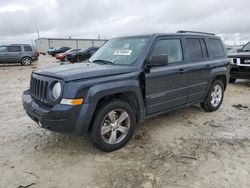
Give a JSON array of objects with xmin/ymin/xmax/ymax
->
[{"xmin": 147, "ymin": 54, "xmax": 168, "ymax": 67}]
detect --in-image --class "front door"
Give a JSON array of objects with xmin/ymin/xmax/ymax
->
[
  {"xmin": 0, "ymin": 46, "xmax": 8, "ymax": 63},
  {"xmin": 145, "ymin": 38, "xmax": 189, "ymax": 115}
]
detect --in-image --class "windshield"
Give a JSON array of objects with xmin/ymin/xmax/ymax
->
[
  {"xmin": 80, "ymin": 48, "xmax": 87, "ymax": 52},
  {"xmin": 89, "ymin": 37, "xmax": 149, "ymax": 65},
  {"xmin": 227, "ymin": 48, "xmax": 238, "ymax": 55},
  {"xmin": 242, "ymin": 42, "xmax": 250, "ymax": 51}
]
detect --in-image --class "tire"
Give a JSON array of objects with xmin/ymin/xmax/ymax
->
[
  {"xmin": 201, "ymin": 79, "xmax": 224, "ymax": 112},
  {"xmin": 229, "ymin": 77, "xmax": 236, "ymax": 83},
  {"xmin": 21, "ymin": 57, "xmax": 32, "ymax": 66},
  {"xmin": 89, "ymin": 100, "xmax": 136, "ymax": 152}
]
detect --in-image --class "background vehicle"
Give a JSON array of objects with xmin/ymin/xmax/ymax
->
[
  {"xmin": 228, "ymin": 42, "xmax": 250, "ymax": 82},
  {"xmin": 50, "ymin": 47, "xmax": 71, "ymax": 57},
  {"xmin": 0, "ymin": 44, "xmax": 38, "ymax": 66},
  {"xmin": 47, "ymin": 47, "xmax": 56, "ymax": 55},
  {"xmin": 66, "ymin": 47, "xmax": 98, "ymax": 63},
  {"xmin": 22, "ymin": 31, "xmax": 230, "ymax": 151},
  {"xmin": 227, "ymin": 47, "xmax": 241, "ymax": 56},
  {"xmin": 56, "ymin": 49, "xmax": 80, "ymax": 61}
]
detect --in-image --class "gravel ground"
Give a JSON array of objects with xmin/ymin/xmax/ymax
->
[{"xmin": 0, "ymin": 55, "xmax": 250, "ymax": 188}]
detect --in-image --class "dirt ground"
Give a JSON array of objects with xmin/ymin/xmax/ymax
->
[{"xmin": 0, "ymin": 55, "xmax": 249, "ymax": 188}]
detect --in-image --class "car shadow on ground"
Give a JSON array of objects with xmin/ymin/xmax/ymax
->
[
  {"xmin": 31, "ymin": 105, "xmax": 204, "ymax": 156},
  {"xmin": 0, "ymin": 63, "xmax": 23, "ymax": 67}
]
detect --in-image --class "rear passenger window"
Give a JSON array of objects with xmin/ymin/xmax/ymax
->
[
  {"xmin": 150, "ymin": 39, "xmax": 183, "ymax": 63},
  {"xmin": 24, "ymin": 45, "xmax": 33, "ymax": 52},
  {"xmin": 207, "ymin": 39, "xmax": 225, "ymax": 58},
  {"xmin": 186, "ymin": 39, "xmax": 203, "ymax": 61},
  {"xmin": 8, "ymin": 46, "xmax": 22, "ymax": 52}
]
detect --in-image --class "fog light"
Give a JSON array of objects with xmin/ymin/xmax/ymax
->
[{"xmin": 60, "ymin": 98, "xmax": 84, "ymax": 106}]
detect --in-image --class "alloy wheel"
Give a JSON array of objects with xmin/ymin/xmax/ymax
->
[{"xmin": 101, "ymin": 109, "xmax": 130, "ymax": 144}]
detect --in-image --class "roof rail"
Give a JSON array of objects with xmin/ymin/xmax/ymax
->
[{"xmin": 177, "ymin": 30, "xmax": 215, "ymax": 36}]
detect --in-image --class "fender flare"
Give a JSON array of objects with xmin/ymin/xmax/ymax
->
[
  {"xmin": 73, "ymin": 80, "xmax": 146, "ymax": 134},
  {"xmin": 208, "ymin": 66, "xmax": 229, "ymax": 90}
]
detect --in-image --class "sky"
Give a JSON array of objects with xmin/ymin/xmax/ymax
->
[{"xmin": 1, "ymin": 0, "xmax": 250, "ymax": 45}]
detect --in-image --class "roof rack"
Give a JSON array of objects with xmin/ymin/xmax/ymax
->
[{"xmin": 177, "ymin": 30, "xmax": 215, "ymax": 36}]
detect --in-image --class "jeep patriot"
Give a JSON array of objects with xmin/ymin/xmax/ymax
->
[{"xmin": 22, "ymin": 31, "xmax": 230, "ymax": 151}]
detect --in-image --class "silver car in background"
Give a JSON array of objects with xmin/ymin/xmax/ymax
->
[{"xmin": 0, "ymin": 44, "xmax": 38, "ymax": 66}]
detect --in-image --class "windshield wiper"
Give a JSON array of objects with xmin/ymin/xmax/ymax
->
[{"xmin": 92, "ymin": 59, "xmax": 115, "ymax": 65}]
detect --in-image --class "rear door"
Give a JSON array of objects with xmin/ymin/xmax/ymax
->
[
  {"xmin": 183, "ymin": 37, "xmax": 211, "ymax": 103},
  {"xmin": 7, "ymin": 45, "xmax": 22, "ymax": 62},
  {"xmin": 145, "ymin": 37, "xmax": 189, "ymax": 114}
]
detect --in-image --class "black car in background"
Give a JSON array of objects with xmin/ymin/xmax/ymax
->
[
  {"xmin": 66, "ymin": 47, "xmax": 99, "ymax": 63},
  {"xmin": 228, "ymin": 42, "xmax": 250, "ymax": 82},
  {"xmin": 49, "ymin": 47, "xmax": 71, "ymax": 57}
]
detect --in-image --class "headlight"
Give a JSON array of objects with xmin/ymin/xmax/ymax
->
[{"xmin": 52, "ymin": 82, "xmax": 62, "ymax": 99}]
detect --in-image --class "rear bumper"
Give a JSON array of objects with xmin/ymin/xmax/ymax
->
[
  {"xmin": 230, "ymin": 65, "xmax": 250, "ymax": 79},
  {"xmin": 22, "ymin": 90, "xmax": 88, "ymax": 133}
]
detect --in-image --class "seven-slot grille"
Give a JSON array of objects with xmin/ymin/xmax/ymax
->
[{"xmin": 30, "ymin": 76, "xmax": 48, "ymax": 102}]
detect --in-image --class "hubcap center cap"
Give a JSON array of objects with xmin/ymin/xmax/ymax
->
[{"xmin": 111, "ymin": 123, "xmax": 119, "ymax": 130}]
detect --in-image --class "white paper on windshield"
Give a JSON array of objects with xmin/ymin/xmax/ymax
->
[{"xmin": 113, "ymin": 50, "xmax": 132, "ymax": 56}]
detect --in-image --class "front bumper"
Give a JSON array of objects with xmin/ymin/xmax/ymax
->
[
  {"xmin": 22, "ymin": 90, "xmax": 82, "ymax": 133},
  {"xmin": 230, "ymin": 65, "xmax": 250, "ymax": 79}
]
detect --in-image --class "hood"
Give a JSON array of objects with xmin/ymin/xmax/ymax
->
[
  {"xmin": 228, "ymin": 52, "xmax": 250, "ymax": 58},
  {"xmin": 33, "ymin": 63, "xmax": 136, "ymax": 82}
]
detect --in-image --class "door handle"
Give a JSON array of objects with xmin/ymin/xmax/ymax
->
[
  {"xmin": 178, "ymin": 68, "xmax": 185, "ymax": 74},
  {"xmin": 205, "ymin": 64, "xmax": 210, "ymax": 67}
]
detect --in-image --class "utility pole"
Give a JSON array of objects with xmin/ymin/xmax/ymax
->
[{"xmin": 37, "ymin": 29, "xmax": 40, "ymax": 39}]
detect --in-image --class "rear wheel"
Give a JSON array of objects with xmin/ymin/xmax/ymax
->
[
  {"xmin": 89, "ymin": 100, "xmax": 136, "ymax": 152},
  {"xmin": 21, "ymin": 57, "xmax": 32, "ymax": 66},
  {"xmin": 201, "ymin": 80, "xmax": 224, "ymax": 112}
]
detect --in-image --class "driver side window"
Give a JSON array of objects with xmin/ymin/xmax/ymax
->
[{"xmin": 150, "ymin": 39, "xmax": 183, "ymax": 63}]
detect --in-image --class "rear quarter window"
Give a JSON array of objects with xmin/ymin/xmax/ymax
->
[
  {"xmin": 207, "ymin": 39, "xmax": 225, "ymax": 58},
  {"xmin": 24, "ymin": 45, "xmax": 33, "ymax": 52}
]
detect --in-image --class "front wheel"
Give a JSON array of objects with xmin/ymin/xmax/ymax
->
[
  {"xmin": 89, "ymin": 100, "xmax": 136, "ymax": 152},
  {"xmin": 201, "ymin": 80, "xmax": 224, "ymax": 112},
  {"xmin": 21, "ymin": 57, "xmax": 32, "ymax": 66}
]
